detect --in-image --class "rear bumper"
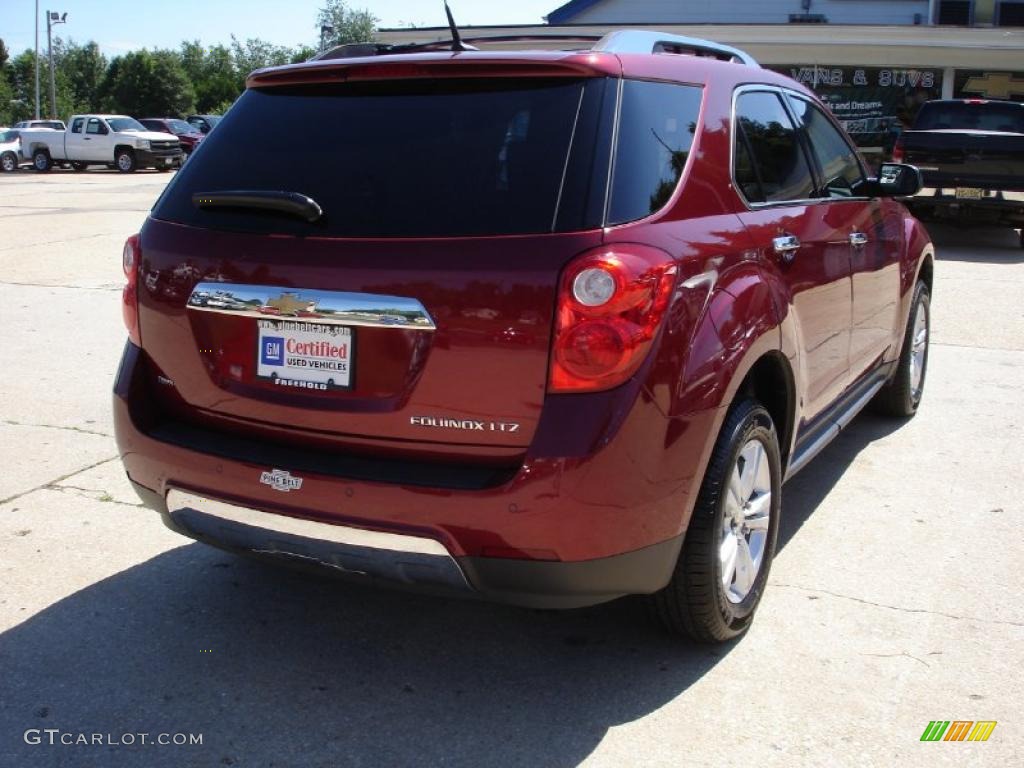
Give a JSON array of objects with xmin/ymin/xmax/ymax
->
[
  {"xmin": 115, "ymin": 342, "xmax": 709, "ymax": 608},
  {"xmin": 909, "ymin": 188, "xmax": 1024, "ymax": 223},
  {"xmin": 134, "ymin": 483, "xmax": 682, "ymax": 608}
]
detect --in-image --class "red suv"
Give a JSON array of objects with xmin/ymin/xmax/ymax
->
[
  {"xmin": 138, "ymin": 118, "xmax": 205, "ymax": 156},
  {"xmin": 114, "ymin": 32, "xmax": 933, "ymax": 642}
]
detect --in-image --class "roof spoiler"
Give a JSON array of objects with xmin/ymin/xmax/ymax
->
[{"xmin": 313, "ymin": 29, "xmax": 759, "ymax": 67}]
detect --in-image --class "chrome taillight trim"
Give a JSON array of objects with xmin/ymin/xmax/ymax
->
[{"xmin": 186, "ymin": 282, "xmax": 436, "ymax": 331}]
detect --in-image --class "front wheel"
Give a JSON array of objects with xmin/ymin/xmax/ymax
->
[
  {"xmin": 0, "ymin": 152, "xmax": 17, "ymax": 172},
  {"xmin": 115, "ymin": 148, "xmax": 136, "ymax": 173},
  {"xmin": 872, "ymin": 280, "xmax": 930, "ymax": 417},
  {"xmin": 650, "ymin": 399, "xmax": 782, "ymax": 643}
]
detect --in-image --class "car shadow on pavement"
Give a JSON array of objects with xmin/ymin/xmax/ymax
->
[
  {"xmin": 0, "ymin": 535, "xmax": 738, "ymax": 768},
  {"xmin": 926, "ymin": 221, "xmax": 1023, "ymax": 263},
  {"xmin": 0, "ymin": 415, "xmax": 905, "ymax": 768},
  {"xmin": 778, "ymin": 411, "xmax": 906, "ymax": 551}
]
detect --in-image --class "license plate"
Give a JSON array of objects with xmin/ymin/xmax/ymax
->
[
  {"xmin": 256, "ymin": 320, "xmax": 353, "ymax": 390},
  {"xmin": 955, "ymin": 187, "xmax": 983, "ymax": 200}
]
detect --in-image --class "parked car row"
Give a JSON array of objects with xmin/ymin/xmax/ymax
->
[{"xmin": 0, "ymin": 112, "xmax": 221, "ymax": 173}]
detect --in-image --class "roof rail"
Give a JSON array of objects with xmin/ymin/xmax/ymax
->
[
  {"xmin": 313, "ymin": 35, "xmax": 603, "ymax": 61},
  {"xmin": 311, "ymin": 31, "xmax": 758, "ymax": 67},
  {"xmin": 592, "ymin": 30, "xmax": 759, "ymax": 67}
]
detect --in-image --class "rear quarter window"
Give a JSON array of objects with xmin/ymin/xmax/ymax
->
[{"xmin": 607, "ymin": 80, "xmax": 703, "ymax": 225}]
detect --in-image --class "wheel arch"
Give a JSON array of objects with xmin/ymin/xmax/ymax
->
[{"xmin": 731, "ymin": 351, "xmax": 797, "ymax": 468}]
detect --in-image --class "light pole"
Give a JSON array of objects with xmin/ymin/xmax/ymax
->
[
  {"xmin": 46, "ymin": 10, "xmax": 67, "ymax": 120},
  {"xmin": 34, "ymin": 1, "xmax": 40, "ymax": 119}
]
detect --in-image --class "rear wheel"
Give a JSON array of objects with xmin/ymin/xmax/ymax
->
[
  {"xmin": 872, "ymin": 280, "xmax": 930, "ymax": 417},
  {"xmin": 0, "ymin": 152, "xmax": 17, "ymax": 172},
  {"xmin": 115, "ymin": 148, "xmax": 136, "ymax": 173},
  {"xmin": 650, "ymin": 399, "xmax": 781, "ymax": 643},
  {"xmin": 32, "ymin": 149, "xmax": 52, "ymax": 172}
]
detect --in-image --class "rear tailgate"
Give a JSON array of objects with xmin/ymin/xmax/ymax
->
[
  {"xmin": 901, "ymin": 129, "xmax": 1024, "ymax": 191},
  {"xmin": 140, "ymin": 64, "xmax": 618, "ymax": 455},
  {"xmin": 138, "ymin": 223, "xmax": 602, "ymax": 449}
]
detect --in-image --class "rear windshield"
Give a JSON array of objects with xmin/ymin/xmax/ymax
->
[
  {"xmin": 913, "ymin": 102, "xmax": 1024, "ymax": 133},
  {"xmin": 155, "ymin": 78, "xmax": 611, "ymax": 237}
]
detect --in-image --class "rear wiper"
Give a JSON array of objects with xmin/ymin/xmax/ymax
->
[{"xmin": 192, "ymin": 190, "xmax": 323, "ymax": 223}]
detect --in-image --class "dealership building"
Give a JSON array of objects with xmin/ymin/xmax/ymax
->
[{"xmin": 379, "ymin": 0, "xmax": 1024, "ymax": 158}]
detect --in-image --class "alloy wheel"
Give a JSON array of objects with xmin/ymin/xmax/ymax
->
[{"xmin": 720, "ymin": 438, "xmax": 772, "ymax": 604}]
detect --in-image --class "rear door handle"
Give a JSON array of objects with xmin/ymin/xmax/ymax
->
[
  {"xmin": 849, "ymin": 232, "xmax": 868, "ymax": 247},
  {"xmin": 773, "ymin": 235, "xmax": 801, "ymax": 262}
]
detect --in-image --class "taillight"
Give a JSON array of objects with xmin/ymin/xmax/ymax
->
[
  {"xmin": 891, "ymin": 136, "xmax": 904, "ymax": 164},
  {"xmin": 122, "ymin": 234, "xmax": 141, "ymax": 346},
  {"xmin": 548, "ymin": 245, "xmax": 677, "ymax": 393}
]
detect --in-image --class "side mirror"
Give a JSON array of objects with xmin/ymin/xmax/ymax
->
[{"xmin": 868, "ymin": 163, "xmax": 923, "ymax": 198}]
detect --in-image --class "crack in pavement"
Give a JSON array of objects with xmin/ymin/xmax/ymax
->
[
  {"xmin": 0, "ymin": 232, "xmax": 113, "ymax": 253},
  {"xmin": 932, "ymin": 341, "xmax": 1024, "ymax": 352},
  {"xmin": 770, "ymin": 582, "xmax": 1024, "ymax": 628},
  {"xmin": 3, "ymin": 420, "xmax": 113, "ymax": 438},
  {"xmin": 0, "ymin": 280, "xmax": 121, "ymax": 291},
  {"xmin": 0, "ymin": 456, "xmax": 119, "ymax": 506},
  {"xmin": 860, "ymin": 651, "xmax": 931, "ymax": 667},
  {"xmin": 45, "ymin": 484, "xmax": 146, "ymax": 509}
]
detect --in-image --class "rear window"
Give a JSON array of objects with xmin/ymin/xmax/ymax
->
[
  {"xmin": 156, "ymin": 78, "xmax": 611, "ymax": 237},
  {"xmin": 913, "ymin": 102, "xmax": 1024, "ymax": 133}
]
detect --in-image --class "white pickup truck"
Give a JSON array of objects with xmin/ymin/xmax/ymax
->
[{"xmin": 20, "ymin": 114, "xmax": 184, "ymax": 173}]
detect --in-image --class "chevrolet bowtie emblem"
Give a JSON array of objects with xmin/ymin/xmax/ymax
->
[{"xmin": 265, "ymin": 292, "xmax": 317, "ymax": 315}]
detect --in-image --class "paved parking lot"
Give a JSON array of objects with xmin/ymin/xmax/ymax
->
[{"xmin": 1, "ymin": 169, "xmax": 1022, "ymax": 767}]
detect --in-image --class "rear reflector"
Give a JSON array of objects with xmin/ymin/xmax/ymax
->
[{"xmin": 122, "ymin": 234, "xmax": 141, "ymax": 346}]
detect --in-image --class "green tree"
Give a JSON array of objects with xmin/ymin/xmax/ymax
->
[
  {"xmin": 102, "ymin": 49, "xmax": 195, "ymax": 116},
  {"xmin": 179, "ymin": 41, "xmax": 236, "ymax": 113},
  {"xmin": 316, "ymin": 0, "xmax": 377, "ymax": 49},
  {"xmin": 231, "ymin": 35, "xmax": 293, "ymax": 82},
  {"xmin": 60, "ymin": 40, "xmax": 107, "ymax": 113}
]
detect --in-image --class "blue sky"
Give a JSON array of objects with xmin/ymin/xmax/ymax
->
[{"xmin": 4, "ymin": 1, "xmax": 563, "ymax": 57}]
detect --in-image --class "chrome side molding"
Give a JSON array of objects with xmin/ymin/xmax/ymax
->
[{"xmin": 186, "ymin": 282, "xmax": 436, "ymax": 331}]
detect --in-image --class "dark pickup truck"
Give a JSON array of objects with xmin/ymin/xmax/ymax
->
[{"xmin": 895, "ymin": 99, "xmax": 1024, "ymax": 245}]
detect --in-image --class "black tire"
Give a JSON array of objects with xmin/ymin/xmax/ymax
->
[
  {"xmin": 32, "ymin": 149, "xmax": 52, "ymax": 172},
  {"xmin": 650, "ymin": 399, "xmax": 782, "ymax": 643},
  {"xmin": 0, "ymin": 152, "xmax": 17, "ymax": 172},
  {"xmin": 71, "ymin": 161, "xmax": 88, "ymax": 172},
  {"xmin": 872, "ymin": 280, "xmax": 930, "ymax": 417},
  {"xmin": 115, "ymin": 148, "xmax": 137, "ymax": 173}
]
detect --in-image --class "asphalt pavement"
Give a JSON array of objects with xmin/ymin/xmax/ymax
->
[{"xmin": 0, "ymin": 169, "xmax": 1021, "ymax": 768}]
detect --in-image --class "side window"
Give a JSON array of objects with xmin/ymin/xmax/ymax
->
[
  {"xmin": 86, "ymin": 118, "xmax": 102, "ymax": 135},
  {"xmin": 788, "ymin": 97, "xmax": 865, "ymax": 198},
  {"xmin": 733, "ymin": 91, "xmax": 815, "ymax": 204},
  {"xmin": 607, "ymin": 81, "xmax": 703, "ymax": 225},
  {"xmin": 71, "ymin": 118, "xmax": 84, "ymax": 134}
]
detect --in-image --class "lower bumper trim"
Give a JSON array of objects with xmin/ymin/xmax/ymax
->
[{"xmin": 165, "ymin": 489, "xmax": 470, "ymax": 592}]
